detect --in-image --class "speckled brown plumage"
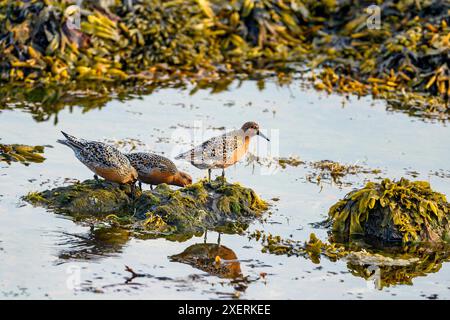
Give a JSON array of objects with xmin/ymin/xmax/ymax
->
[
  {"xmin": 126, "ymin": 152, "xmax": 192, "ymax": 188},
  {"xmin": 175, "ymin": 122, "xmax": 269, "ymax": 173},
  {"xmin": 57, "ymin": 131, "xmax": 138, "ymax": 184}
]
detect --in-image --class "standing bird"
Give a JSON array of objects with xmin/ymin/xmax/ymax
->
[
  {"xmin": 57, "ymin": 131, "xmax": 138, "ymax": 196},
  {"xmin": 126, "ymin": 152, "xmax": 192, "ymax": 190},
  {"xmin": 175, "ymin": 121, "xmax": 270, "ymax": 182}
]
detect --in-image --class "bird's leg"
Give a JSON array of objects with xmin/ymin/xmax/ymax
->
[
  {"xmin": 130, "ymin": 181, "xmax": 136, "ymax": 200},
  {"xmin": 138, "ymin": 181, "xmax": 142, "ymax": 191},
  {"xmin": 221, "ymin": 168, "xmax": 225, "ymax": 186},
  {"xmin": 204, "ymin": 229, "xmax": 208, "ymax": 243},
  {"xmin": 150, "ymin": 185, "xmax": 154, "ymax": 191},
  {"xmin": 130, "ymin": 181, "xmax": 137, "ymax": 215},
  {"xmin": 217, "ymin": 232, "xmax": 221, "ymax": 246},
  {"xmin": 208, "ymin": 168, "xmax": 212, "ymax": 182},
  {"xmin": 94, "ymin": 174, "xmax": 101, "ymax": 185}
]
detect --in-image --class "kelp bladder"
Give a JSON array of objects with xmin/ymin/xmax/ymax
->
[
  {"xmin": 328, "ymin": 178, "xmax": 450, "ymax": 244},
  {"xmin": 23, "ymin": 177, "xmax": 268, "ymax": 241}
]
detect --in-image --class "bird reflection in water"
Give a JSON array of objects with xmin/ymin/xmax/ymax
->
[
  {"xmin": 170, "ymin": 241, "xmax": 242, "ymax": 281},
  {"xmin": 56, "ymin": 226, "xmax": 130, "ymax": 262}
]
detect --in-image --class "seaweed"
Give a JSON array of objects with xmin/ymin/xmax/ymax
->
[
  {"xmin": 2, "ymin": 1, "xmax": 450, "ymax": 119},
  {"xmin": 249, "ymin": 230, "xmax": 450, "ymax": 289},
  {"xmin": 328, "ymin": 178, "xmax": 450, "ymax": 243},
  {"xmin": 0, "ymin": 143, "xmax": 46, "ymax": 165},
  {"xmin": 247, "ymin": 178, "xmax": 450, "ymax": 288},
  {"xmin": 306, "ymin": 160, "xmax": 382, "ymax": 186}
]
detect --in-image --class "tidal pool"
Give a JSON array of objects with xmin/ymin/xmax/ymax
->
[{"xmin": 0, "ymin": 80, "xmax": 449, "ymax": 299}]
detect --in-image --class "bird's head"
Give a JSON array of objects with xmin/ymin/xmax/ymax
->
[
  {"xmin": 174, "ymin": 171, "xmax": 193, "ymax": 187},
  {"xmin": 241, "ymin": 121, "xmax": 270, "ymax": 141}
]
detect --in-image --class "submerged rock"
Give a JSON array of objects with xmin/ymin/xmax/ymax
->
[
  {"xmin": 24, "ymin": 178, "xmax": 268, "ymax": 240},
  {"xmin": 329, "ymin": 178, "xmax": 450, "ymax": 243}
]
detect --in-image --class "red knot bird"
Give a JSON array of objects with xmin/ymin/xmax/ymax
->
[
  {"xmin": 126, "ymin": 152, "xmax": 192, "ymax": 190},
  {"xmin": 175, "ymin": 121, "xmax": 270, "ymax": 182},
  {"xmin": 57, "ymin": 131, "xmax": 138, "ymax": 196}
]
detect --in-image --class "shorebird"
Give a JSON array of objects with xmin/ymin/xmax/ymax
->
[
  {"xmin": 126, "ymin": 152, "xmax": 192, "ymax": 190},
  {"xmin": 175, "ymin": 121, "xmax": 270, "ymax": 181},
  {"xmin": 57, "ymin": 131, "xmax": 138, "ymax": 196}
]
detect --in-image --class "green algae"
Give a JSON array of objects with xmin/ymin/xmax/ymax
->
[
  {"xmin": 0, "ymin": 143, "xmax": 46, "ymax": 165},
  {"xmin": 24, "ymin": 177, "xmax": 268, "ymax": 240},
  {"xmin": 329, "ymin": 178, "xmax": 450, "ymax": 243}
]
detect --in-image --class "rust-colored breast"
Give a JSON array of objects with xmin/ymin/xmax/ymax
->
[
  {"xmin": 138, "ymin": 169, "xmax": 174, "ymax": 185},
  {"xmin": 223, "ymin": 136, "xmax": 250, "ymax": 168},
  {"xmin": 94, "ymin": 167, "xmax": 135, "ymax": 184}
]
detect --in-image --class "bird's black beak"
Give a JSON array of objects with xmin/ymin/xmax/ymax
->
[{"xmin": 257, "ymin": 130, "xmax": 270, "ymax": 142}]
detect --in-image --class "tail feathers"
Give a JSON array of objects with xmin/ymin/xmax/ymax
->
[{"xmin": 59, "ymin": 131, "xmax": 86, "ymax": 150}]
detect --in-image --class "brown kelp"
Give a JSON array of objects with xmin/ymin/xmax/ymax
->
[
  {"xmin": 23, "ymin": 177, "xmax": 268, "ymax": 241},
  {"xmin": 2, "ymin": 1, "xmax": 450, "ymax": 119},
  {"xmin": 0, "ymin": 0, "xmax": 307, "ymax": 83},
  {"xmin": 0, "ymin": 143, "xmax": 46, "ymax": 165},
  {"xmin": 329, "ymin": 178, "xmax": 450, "ymax": 243}
]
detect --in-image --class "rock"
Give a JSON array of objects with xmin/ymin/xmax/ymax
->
[{"xmin": 24, "ymin": 177, "xmax": 268, "ymax": 240}]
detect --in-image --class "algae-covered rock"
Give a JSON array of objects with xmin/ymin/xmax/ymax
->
[
  {"xmin": 329, "ymin": 178, "xmax": 450, "ymax": 243},
  {"xmin": 24, "ymin": 178, "xmax": 268, "ymax": 240}
]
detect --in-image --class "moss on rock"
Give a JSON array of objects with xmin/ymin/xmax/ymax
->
[{"xmin": 24, "ymin": 177, "xmax": 268, "ymax": 240}]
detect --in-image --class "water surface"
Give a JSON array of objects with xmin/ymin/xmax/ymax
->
[{"xmin": 1, "ymin": 80, "xmax": 449, "ymax": 299}]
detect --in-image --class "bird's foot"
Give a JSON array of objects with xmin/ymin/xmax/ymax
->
[{"xmin": 93, "ymin": 175, "xmax": 102, "ymax": 187}]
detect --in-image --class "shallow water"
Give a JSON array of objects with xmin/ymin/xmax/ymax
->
[{"xmin": 1, "ymin": 80, "xmax": 450, "ymax": 299}]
